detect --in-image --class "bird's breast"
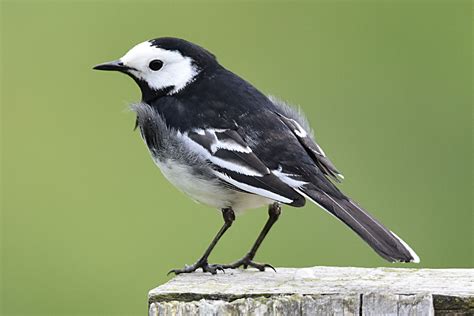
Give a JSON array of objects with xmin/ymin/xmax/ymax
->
[
  {"xmin": 151, "ymin": 157, "xmax": 231, "ymax": 209},
  {"xmin": 150, "ymin": 157, "xmax": 271, "ymax": 213}
]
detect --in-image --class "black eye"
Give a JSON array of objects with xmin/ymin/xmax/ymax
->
[{"xmin": 149, "ymin": 59, "xmax": 163, "ymax": 71}]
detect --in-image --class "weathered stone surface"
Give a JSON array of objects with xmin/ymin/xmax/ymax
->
[
  {"xmin": 362, "ymin": 293, "xmax": 434, "ymax": 316},
  {"xmin": 148, "ymin": 266, "xmax": 473, "ymax": 315}
]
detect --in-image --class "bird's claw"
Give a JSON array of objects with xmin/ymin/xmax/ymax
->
[
  {"xmin": 167, "ymin": 255, "xmax": 276, "ymax": 275},
  {"xmin": 167, "ymin": 261, "xmax": 226, "ymax": 275},
  {"xmin": 204, "ymin": 264, "xmax": 226, "ymax": 274},
  {"xmin": 222, "ymin": 256, "xmax": 276, "ymax": 272}
]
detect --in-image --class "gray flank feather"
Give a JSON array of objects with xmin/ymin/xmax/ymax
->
[
  {"xmin": 130, "ymin": 103, "xmax": 215, "ymax": 177},
  {"xmin": 268, "ymin": 95, "xmax": 314, "ymax": 137},
  {"xmin": 268, "ymin": 95, "xmax": 344, "ymax": 182}
]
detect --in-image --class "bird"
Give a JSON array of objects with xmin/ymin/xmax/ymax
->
[{"xmin": 93, "ymin": 37, "xmax": 419, "ymax": 274}]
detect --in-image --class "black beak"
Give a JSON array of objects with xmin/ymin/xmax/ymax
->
[{"xmin": 93, "ymin": 60, "xmax": 128, "ymax": 72}]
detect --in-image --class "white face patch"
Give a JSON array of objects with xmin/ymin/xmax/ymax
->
[{"xmin": 120, "ymin": 41, "xmax": 199, "ymax": 94}]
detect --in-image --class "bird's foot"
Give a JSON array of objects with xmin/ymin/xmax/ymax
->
[
  {"xmin": 168, "ymin": 260, "xmax": 225, "ymax": 275},
  {"xmin": 221, "ymin": 254, "xmax": 276, "ymax": 272}
]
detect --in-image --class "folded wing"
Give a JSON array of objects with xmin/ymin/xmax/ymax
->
[{"xmin": 178, "ymin": 128, "xmax": 305, "ymax": 207}]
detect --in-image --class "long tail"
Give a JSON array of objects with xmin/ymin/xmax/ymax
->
[{"xmin": 300, "ymin": 187, "xmax": 419, "ymax": 263}]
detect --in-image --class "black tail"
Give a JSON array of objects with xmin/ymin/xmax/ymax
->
[{"xmin": 301, "ymin": 188, "xmax": 419, "ymax": 263}]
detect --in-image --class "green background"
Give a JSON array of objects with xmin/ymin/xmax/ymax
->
[{"xmin": 1, "ymin": 0, "xmax": 472, "ymax": 315}]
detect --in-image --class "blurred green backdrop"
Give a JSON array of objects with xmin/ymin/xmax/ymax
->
[{"xmin": 1, "ymin": 0, "xmax": 472, "ymax": 315}]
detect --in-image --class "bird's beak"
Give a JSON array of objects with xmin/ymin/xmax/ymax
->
[{"xmin": 93, "ymin": 60, "xmax": 129, "ymax": 72}]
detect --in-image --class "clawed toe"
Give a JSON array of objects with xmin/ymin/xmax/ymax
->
[
  {"xmin": 167, "ymin": 261, "xmax": 227, "ymax": 275},
  {"xmin": 222, "ymin": 257, "xmax": 276, "ymax": 272},
  {"xmin": 167, "ymin": 258, "xmax": 275, "ymax": 275},
  {"xmin": 203, "ymin": 264, "xmax": 226, "ymax": 274},
  {"xmin": 167, "ymin": 264, "xmax": 197, "ymax": 275},
  {"xmin": 247, "ymin": 261, "xmax": 276, "ymax": 272}
]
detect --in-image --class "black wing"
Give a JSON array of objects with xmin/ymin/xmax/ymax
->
[
  {"xmin": 179, "ymin": 128, "xmax": 305, "ymax": 207},
  {"xmin": 275, "ymin": 112, "xmax": 343, "ymax": 182}
]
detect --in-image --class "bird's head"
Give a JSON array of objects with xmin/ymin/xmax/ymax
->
[{"xmin": 94, "ymin": 37, "xmax": 217, "ymax": 101}]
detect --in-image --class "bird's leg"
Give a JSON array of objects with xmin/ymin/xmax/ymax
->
[
  {"xmin": 168, "ymin": 208, "xmax": 235, "ymax": 275},
  {"xmin": 222, "ymin": 202, "xmax": 281, "ymax": 272}
]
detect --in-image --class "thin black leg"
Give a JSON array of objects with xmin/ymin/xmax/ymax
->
[
  {"xmin": 223, "ymin": 202, "xmax": 281, "ymax": 271},
  {"xmin": 168, "ymin": 208, "xmax": 235, "ymax": 275}
]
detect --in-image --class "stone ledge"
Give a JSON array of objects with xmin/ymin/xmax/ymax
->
[{"xmin": 148, "ymin": 266, "xmax": 473, "ymax": 315}]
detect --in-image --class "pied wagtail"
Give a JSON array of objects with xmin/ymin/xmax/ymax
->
[{"xmin": 94, "ymin": 37, "xmax": 419, "ymax": 274}]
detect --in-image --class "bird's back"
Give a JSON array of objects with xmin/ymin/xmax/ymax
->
[{"xmin": 150, "ymin": 66, "xmax": 324, "ymax": 173}]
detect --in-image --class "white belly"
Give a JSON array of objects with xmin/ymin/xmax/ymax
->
[{"xmin": 153, "ymin": 158, "xmax": 271, "ymax": 213}]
